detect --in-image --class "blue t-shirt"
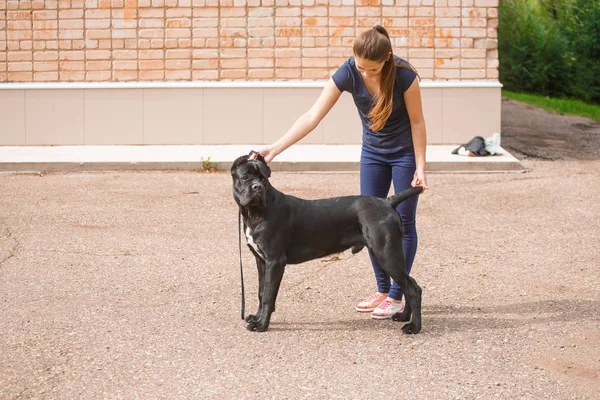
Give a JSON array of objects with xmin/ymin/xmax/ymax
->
[{"xmin": 332, "ymin": 56, "xmax": 417, "ymax": 154}]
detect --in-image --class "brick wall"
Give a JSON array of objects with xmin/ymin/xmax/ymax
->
[{"xmin": 0, "ymin": 0, "xmax": 499, "ymax": 83}]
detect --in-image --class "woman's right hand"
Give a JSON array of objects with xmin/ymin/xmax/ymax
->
[{"xmin": 259, "ymin": 145, "xmax": 280, "ymax": 163}]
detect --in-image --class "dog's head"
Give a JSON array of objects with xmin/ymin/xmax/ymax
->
[{"xmin": 231, "ymin": 151, "xmax": 272, "ymax": 209}]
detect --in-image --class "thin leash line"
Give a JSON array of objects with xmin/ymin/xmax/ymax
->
[{"xmin": 238, "ymin": 210, "xmax": 245, "ymax": 320}]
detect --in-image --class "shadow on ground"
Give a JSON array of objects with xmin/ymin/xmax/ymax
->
[{"xmin": 501, "ymin": 97, "xmax": 600, "ymax": 161}]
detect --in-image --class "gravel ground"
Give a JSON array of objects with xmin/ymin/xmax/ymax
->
[{"xmin": 1, "ymin": 158, "xmax": 599, "ymax": 399}]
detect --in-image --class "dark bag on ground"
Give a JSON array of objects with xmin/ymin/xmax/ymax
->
[{"xmin": 452, "ymin": 136, "xmax": 490, "ymax": 156}]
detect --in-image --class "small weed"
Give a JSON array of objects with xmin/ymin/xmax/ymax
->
[{"xmin": 197, "ymin": 156, "xmax": 217, "ymax": 173}]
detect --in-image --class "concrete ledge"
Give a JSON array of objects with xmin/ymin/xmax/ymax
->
[
  {"xmin": 0, "ymin": 145, "xmax": 525, "ymax": 173},
  {"xmin": 0, "ymin": 80, "xmax": 503, "ymax": 90}
]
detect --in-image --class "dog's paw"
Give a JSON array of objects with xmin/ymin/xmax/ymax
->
[
  {"xmin": 245, "ymin": 314, "xmax": 259, "ymax": 323},
  {"xmin": 246, "ymin": 320, "xmax": 269, "ymax": 332},
  {"xmin": 401, "ymin": 323, "xmax": 421, "ymax": 334},
  {"xmin": 392, "ymin": 310, "xmax": 411, "ymax": 322}
]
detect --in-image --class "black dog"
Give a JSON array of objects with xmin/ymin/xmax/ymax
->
[{"xmin": 231, "ymin": 151, "xmax": 424, "ymax": 334}]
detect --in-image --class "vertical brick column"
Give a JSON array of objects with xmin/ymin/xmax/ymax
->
[
  {"xmin": 31, "ymin": 1, "xmax": 59, "ymax": 82},
  {"xmin": 85, "ymin": 0, "xmax": 111, "ymax": 81},
  {"xmin": 6, "ymin": 1, "xmax": 34, "ymax": 82},
  {"xmin": 219, "ymin": 0, "xmax": 247, "ymax": 80},
  {"xmin": 383, "ymin": 0, "xmax": 409, "ymax": 62},
  {"xmin": 461, "ymin": 0, "xmax": 497, "ymax": 79},
  {"xmin": 274, "ymin": 0, "xmax": 299, "ymax": 79},
  {"xmin": 165, "ymin": 0, "xmax": 191, "ymax": 80},
  {"xmin": 0, "ymin": 1, "xmax": 6, "ymax": 82},
  {"xmin": 247, "ymin": 0, "xmax": 273, "ymax": 79},
  {"xmin": 192, "ymin": 0, "xmax": 218, "ymax": 80},
  {"xmin": 300, "ymin": 0, "xmax": 326, "ymax": 80},
  {"xmin": 408, "ymin": 0, "xmax": 435, "ymax": 79},
  {"xmin": 51, "ymin": 0, "xmax": 82, "ymax": 82},
  {"xmin": 434, "ymin": 0, "xmax": 460, "ymax": 80},
  {"xmin": 58, "ymin": 0, "xmax": 85, "ymax": 81},
  {"xmin": 110, "ymin": 0, "xmax": 139, "ymax": 81},
  {"xmin": 327, "ymin": 0, "xmax": 353, "ymax": 78},
  {"xmin": 138, "ymin": 1, "xmax": 165, "ymax": 80}
]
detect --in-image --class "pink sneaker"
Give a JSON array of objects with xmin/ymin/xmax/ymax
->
[
  {"xmin": 355, "ymin": 292, "xmax": 388, "ymax": 312},
  {"xmin": 371, "ymin": 299, "xmax": 404, "ymax": 319}
]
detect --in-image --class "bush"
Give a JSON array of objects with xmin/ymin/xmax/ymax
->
[{"xmin": 499, "ymin": 0, "xmax": 600, "ymax": 103}]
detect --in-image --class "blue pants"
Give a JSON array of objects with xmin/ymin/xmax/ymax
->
[{"xmin": 360, "ymin": 145, "xmax": 419, "ymax": 301}]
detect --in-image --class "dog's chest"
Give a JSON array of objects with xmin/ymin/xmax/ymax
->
[{"xmin": 245, "ymin": 227, "xmax": 265, "ymax": 259}]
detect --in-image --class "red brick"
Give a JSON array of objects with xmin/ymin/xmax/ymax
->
[
  {"xmin": 302, "ymin": 69, "xmax": 329, "ymax": 79},
  {"xmin": 166, "ymin": 49, "xmax": 191, "ymax": 58},
  {"xmin": 165, "ymin": 59, "xmax": 191, "ymax": 69},
  {"xmin": 8, "ymin": 62, "xmax": 33, "ymax": 71},
  {"xmin": 113, "ymin": 50, "xmax": 137, "ymax": 59},
  {"xmin": 139, "ymin": 49, "xmax": 163, "ymax": 59},
  {"xmin": 140, "ymin": 70, "xmax": 165, "ymax": 80},
  {"xmin": 8, "ymin": 51, "xmax": 33, "ymax": 61},
  {"xmin": 248, "ymin": 69, "xmax": 273, "ymax": 79},
  {"xmin": 114, "ymin": 70, "xmax": 138, "ymax": 80},
  {"xmin": 192, "ymin": 70, "xmax": 218, "ymax": 79},
  {"xmin": 275, "ymin": 68, "xmax": 301, "ymax": 79},
  {"xmin": 139, "ymin": 60, "xmax": 165, "ymax": 70},
  {"xmin": 58, "ymin": 51, "xmax": 85, "ymax": 61},
  {"xmin": 113, "ymin": 60, "xmax": 138, "ymax": 70},
  {"xmin": 87, "ymin": 71, "xmax": 113, "ymax": 81},
  {"xmin": 8, "ymin": 71, "xmax": 34, "ymax": 81},
  {"xmin": 86, "ymin": 60, "xmax": 111, "ymax": 69},
  {"xmin": 59, "ymin": 61, "xmax": 85, "ymax": 70},
  {"xmin": 59, "ymin": 9, "xmax": 84, "ymax": 19},
  {"xmin": 86, "ymin": 50, "xmax": 112, "ymax": 60},
  {"xmin": 33, "ymin": 51, "xmax": 59, "ymax": 61},
  {"xmin": 220, "ymin": 58, "xmax": 246, "ymax": 68},
  {"xmin": 220, "ymin": 69, "xmax": 246, "ymax": 79},
  {"xmin": 165, "ymin": 70, "xmax": 190, "ymax": 79},
  {"xmin": 192, "ymin": 59, "xmax": 218, "ymax": 69},
  {"xmin": 34, "ymin": 71, "xmax": 59, "ymax": 81},
  {"xmin": 8, "ymin": 20, "xmax": 32, "ymax": 30}
]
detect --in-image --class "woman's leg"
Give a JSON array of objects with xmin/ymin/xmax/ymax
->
[
  {"xmin": 359, "ymin": 147, "xmax": 393, "ymax": 294},
  {"xmin": 388, "ymin": 148, "xmax": 419, "ymax": 301}
]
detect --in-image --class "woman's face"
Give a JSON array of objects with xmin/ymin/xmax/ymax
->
[{"xmin": 355, "ymin": 56, "xmax": 387, "ymax": 79}]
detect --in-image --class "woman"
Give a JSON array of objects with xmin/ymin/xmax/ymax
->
[{"xmin": 260, "ymin": 25, "xmax": 429, "ymax": 319}]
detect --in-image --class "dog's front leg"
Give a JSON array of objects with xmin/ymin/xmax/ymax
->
[
  {"xmin": 246, "ymin": 260, "xmax": 285, "ymax": 332},
  {"xmin": 245, "ymin": 255, "xmax": 265, "ymax": 324}
]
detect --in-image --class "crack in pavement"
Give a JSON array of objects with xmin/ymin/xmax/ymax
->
[{"xmin": 0, "ymin": 225, "xmax": 20, "ymax": 268}]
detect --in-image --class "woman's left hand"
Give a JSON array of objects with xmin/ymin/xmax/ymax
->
[{"xmin": 412, "ymin": 169, "xmax": 429, "ymax": 191}]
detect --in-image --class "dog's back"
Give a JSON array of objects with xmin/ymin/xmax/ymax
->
[{"xmin": 274, "ymin": 187, "xmax": 420, "ymax": 265}]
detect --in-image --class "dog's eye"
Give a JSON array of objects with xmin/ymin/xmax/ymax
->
[{"xmin": 241, "ymin": 175, "xmax": 249, "ymax": 181}]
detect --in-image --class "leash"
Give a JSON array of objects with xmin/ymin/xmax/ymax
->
[{"xmin": 238, "ymin": 211, "xmax": 245, "ymax": 320}]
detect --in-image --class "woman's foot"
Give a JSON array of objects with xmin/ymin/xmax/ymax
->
[
  {"xmin": 355, "ymin": 292, "xmax": 388, "ymax": 312},
  {"xmin": 371, "ymin": 297, "xmax": 404, "ymax": 319}
]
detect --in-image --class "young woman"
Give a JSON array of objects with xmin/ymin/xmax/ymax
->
[{"xmin": 259, "ymin": 25, "xmax": 429, "ymax": 319}]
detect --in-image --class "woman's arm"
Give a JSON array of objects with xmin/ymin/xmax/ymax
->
[
  {"xmin": 404, "ymin": 79, "xmax": 429, "ymax": 190},
  {"xmin": 260, "ymin": 78, "xmax": 343, "ymax": 163}
]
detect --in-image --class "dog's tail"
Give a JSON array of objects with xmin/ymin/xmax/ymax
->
[{"xmin": 386, "ymin": 186, "xmax": 424, "ymax": 209}]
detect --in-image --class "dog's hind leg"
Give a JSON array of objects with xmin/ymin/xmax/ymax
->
[
  {"xmin": 387, "ymin": 266, "xmax": 422, "ymax": 334},
  {"xmin": 391, "ymin": 275, "xmax": 422, "ymax": 333},
  {"xmin": 245, "ymin": 255, "xmax": 266, "ymax": 324},
  {"xmin": 246, "ymin": 260, "xmax": 285, "ymax": 332},
  {"xmin": 371, "ymin": 232, "xmax": 422, "ymax": 334}
]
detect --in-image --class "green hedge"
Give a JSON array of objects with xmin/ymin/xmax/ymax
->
[{"xmin": 498, "ymin": 0, "xmax": 600, "ymax": 103}]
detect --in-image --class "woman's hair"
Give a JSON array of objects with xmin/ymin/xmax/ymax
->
[{"xmin": 353, "ymin": 25, "xmax": 419, "ymax": 132}]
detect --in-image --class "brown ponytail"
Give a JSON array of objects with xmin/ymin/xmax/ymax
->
[{"xmin": 353, "ymin": 25, "xmax": 419, "ymax": 132}]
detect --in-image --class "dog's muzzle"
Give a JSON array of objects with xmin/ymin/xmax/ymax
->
[{"xmin": 238, "ymin": 181, "xmax": 266, "ymax": 208}]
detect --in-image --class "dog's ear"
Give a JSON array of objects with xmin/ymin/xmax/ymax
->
[
  {"xmin": 247, "ymin": 150, "xmax": 271, "ymax": 179},
  {"xmin": 256, "ymin": 160, "xmax": 271, "ymax": 179},
  {"xmin": 231, "ymin": 154, "xmax": 249, "ymax": 176}
]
